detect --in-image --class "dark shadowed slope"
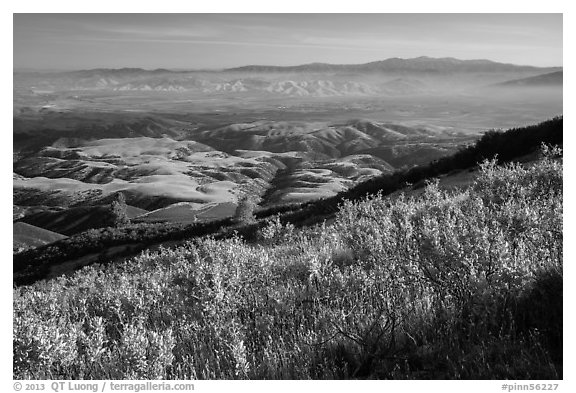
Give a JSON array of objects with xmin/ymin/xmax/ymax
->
[
  {"xmin": 13, "ymin": 222, "xmax": 68, "ymax": 251},
  {"xmin": 19, "ymin": 204, "xmax": 147, "ymax": 236}
]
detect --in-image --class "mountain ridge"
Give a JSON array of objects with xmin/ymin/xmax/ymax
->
[
  {"xmin": 15, "ymin": 57, "xmax": 562, "ymax": 75},
  {"xmin": 15, "ymin": 56, "xmax": 562, "ymax": 98},
  {"xmin": 225, "ymin": 56, "xmax": 561, "ymax": 73}
]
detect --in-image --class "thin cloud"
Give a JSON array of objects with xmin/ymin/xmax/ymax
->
[
  {"xmin": 13, "ymin": 14, "xmax": 563, "ymax": 69},
  {"xmin": 42, "ymin": 35, "xmax": 392, "ymax": 52}
]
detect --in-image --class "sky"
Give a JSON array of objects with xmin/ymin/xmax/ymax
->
[{"xmin": 13, "ymin": 13, "xmax": 563, "ymax": 70}]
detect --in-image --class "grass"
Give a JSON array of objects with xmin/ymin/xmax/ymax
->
[{"xmin": 13, "ymin": 145, "xmax": 562, "ymax": 379}]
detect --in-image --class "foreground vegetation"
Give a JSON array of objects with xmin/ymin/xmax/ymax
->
[{"xmin": 14, "ymin": 146, "xmax": 562, "ymax": 379}]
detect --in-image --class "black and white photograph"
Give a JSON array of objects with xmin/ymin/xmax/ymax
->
[{"xmin": 11, "ymin": 8, "xmax": 564, "ymax": 383}]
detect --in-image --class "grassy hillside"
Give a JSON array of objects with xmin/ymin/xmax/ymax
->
[
  {"xmin": 14, "ymin": 147, "xmax": 562, "ymax": 379},
  {"xmin": 13, "ymin": 222, "xmax": 68, "ymax": 252},
  {"xmin": 19, "ymin": 204, "xmax": 147, "ymax": 236},
  {"xmin": 256, "ymin": 116, "xmax": 563, "ymax": 219}
]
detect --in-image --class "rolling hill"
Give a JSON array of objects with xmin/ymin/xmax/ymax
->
[
  {"xmin": 13, "ymin": 222, "xmax": 68, "ymax": 252},
  {"xmin": 18, "ymin": 204, "xmax": 147, "ymax": 236},
  {"xmin": 494, "ymin": 71, "xmax": 563, "ymax": 87},
  {"xmin": 13, "ymin": 120, "xmax": 474, "ymax": 214}
]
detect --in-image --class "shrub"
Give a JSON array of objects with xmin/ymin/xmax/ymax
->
[{"xmin": 109, "ymin": 192, "xmax": 130, "ymax": 227}]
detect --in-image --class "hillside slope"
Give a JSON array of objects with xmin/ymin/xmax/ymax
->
[
  {"xmin": 19, "ymin": 204, "xmax": 147, "ymax": 236},
  {"xmin": 13, "ymin": 222, "xmax": 68, "ymax": 251},
  {"xmin": 495, "ymin": 71, "xmax": 563, "ymax": 87},
  {"xmin": 14, "ymin": 148, "xmax": 562, "ymax": 379}
]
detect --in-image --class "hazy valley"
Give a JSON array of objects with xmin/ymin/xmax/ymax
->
[{"xmin": 13, "ymin": 57, "xmax": 561, "ymax": 242}]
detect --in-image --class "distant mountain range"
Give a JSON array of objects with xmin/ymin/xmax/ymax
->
[
  {"xmin": 225, "ymin": 56, "xmax": 561, "ymax": 74},
  {"xmin": 13, "ymin": 57, "xmax": 562, "ymax": 98},
  {"xmin": 16, "ymin": 56, "xmax": 561, "ymax": 76}
]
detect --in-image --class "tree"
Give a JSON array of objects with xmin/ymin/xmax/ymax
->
[
  {"xmin": 234, "ymin": 195, "xmax": 258, "ymax": 225},
  {"xmin": 109, "ymin": 192, "xmax": 130, "ymax": 227}
]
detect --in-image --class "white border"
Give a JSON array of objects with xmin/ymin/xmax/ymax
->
[{"xmin": 3, "ymin": 2, "xmax": 572, "ymax": 390}]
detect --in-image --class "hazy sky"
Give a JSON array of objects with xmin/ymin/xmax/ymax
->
[{"xmin": 13, "ymin": 14, "xmax": 562, "ymax": 70}]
